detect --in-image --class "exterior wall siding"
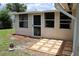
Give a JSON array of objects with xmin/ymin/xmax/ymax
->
[
  {"xmin": 15, "ymin": 12, "xmax": 72, "ymax": 40},
  {"xmin": 41, "ymin": 12, "xmax": 72, "ymax": 40},
  {"xmin": 15, "ymin": 14, "xmax": 32, "ymax": 36}
]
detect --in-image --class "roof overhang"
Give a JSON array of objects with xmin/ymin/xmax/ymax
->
[
  {"xmin": 55, "ymin": 3, "xmax": 77, "ymax": 20},
  {"xmin": 59, "ymin": 3, "xmax": 70, "ymax": 11},
  {"xmin": 59, "ymin": 3, "xmax": 77, "ymax": 11},
  {"xmin": 72, "ymin": 3, "xmax": 77, "ymax": 10},
  {"xmin": 10, "ymin": 10, "xmax": 57, "ymax": 15}
]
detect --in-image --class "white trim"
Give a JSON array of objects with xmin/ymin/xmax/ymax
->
[
  {"xmin": 32, "ymin": 14, "xmax": 41, "ymax": 37},
  {"xmin": 10, "ymin": 10, "xmax": 57, "ymax": 15}
]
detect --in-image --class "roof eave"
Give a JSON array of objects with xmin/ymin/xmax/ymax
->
[
  {"xmin": 59, "ymin": 3, "xmax": 70, "ymax": 11},
  {"xmin": 10, "ymin": 10, "xmax": 57, "ymax": 15}
]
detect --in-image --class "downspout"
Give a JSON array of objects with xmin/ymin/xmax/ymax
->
[{"xmin": 55, "ymin": 3, "xmax": 78, "ymax": 56}]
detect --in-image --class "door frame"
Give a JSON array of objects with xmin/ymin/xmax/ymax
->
[{"xmin": 32, "ymin": 14, "xmax": 41, "ymax": 37}]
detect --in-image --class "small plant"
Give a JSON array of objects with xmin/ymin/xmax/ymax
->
[
  {"xmin": 9, "ymin": 43, "xmax": 15, "ymax": 51},
  {"xmin": 9, "ymin": 43, "xmax": 14, "ymax": 48}
]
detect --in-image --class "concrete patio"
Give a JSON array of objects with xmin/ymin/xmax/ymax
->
[{"xmin": 11, "ymin": 34, "xmax": 73, "ymax": 56}]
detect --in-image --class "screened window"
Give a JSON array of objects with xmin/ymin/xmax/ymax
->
[
  {"xmin": 60, "ymin": 12, "xmax": 72, "ymax": 19},
  {"xmin": 44, "ymin": 12, "xmax": 54, "ymax": 28},
  {"xmin": 60, "ymin": 12, "xmax": 72, "ymax": 29},
  {"xmin": 34, "ymin": 15, "xmax": 41, "ymax": 25},
  {"xmin": 19, "ymin": 14, "xmax": 28, "ymax": 28}
]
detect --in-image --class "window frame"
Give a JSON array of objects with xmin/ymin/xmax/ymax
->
[
  {"xmin": 45, "ymin": 19, "xmax": 54, "ymax": 28},
  {"xmin": 19, "ymin": 14, "xmax": 28, "ymax": 28},
  {"xmin": 60, "ymin": 12, "xmax": 72, "ymax": 29},
  {"xmin": 44, "ymin": 12, "xmax": 55, "ymax": 28}
]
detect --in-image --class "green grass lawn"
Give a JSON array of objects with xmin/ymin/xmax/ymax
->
[{"xmin": 0, "ymin": 29, "xmax": 31, "ymax": 56}]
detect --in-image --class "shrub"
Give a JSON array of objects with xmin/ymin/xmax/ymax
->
[{"xmin": 0, "ymin": 9, "xmax": 12, "ymax": 29}]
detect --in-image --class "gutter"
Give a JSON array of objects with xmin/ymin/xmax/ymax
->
[{"xmin": 55, "ymin": 3, "xmax": 77, "ymax": 56}]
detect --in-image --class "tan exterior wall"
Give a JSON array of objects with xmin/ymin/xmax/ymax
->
[
  {"xmin": 41, "ymin": 12, "xmax": 72, "ymax": 40},
  {"xmin": 15, "ymin": 14, "xmax": 33, "ymax": 36},
  {"xmin": 15, "ymin": 12, "xmax": 73, "ymax": 40}
]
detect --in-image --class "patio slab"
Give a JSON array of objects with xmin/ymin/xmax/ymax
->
[
  {"xmin": 28, "ymin": 38, "xmax": 63, "ymax": 55},
  {"xmin": 12, "ymin": 35, "xmax": 73, "ymax": 56}
]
